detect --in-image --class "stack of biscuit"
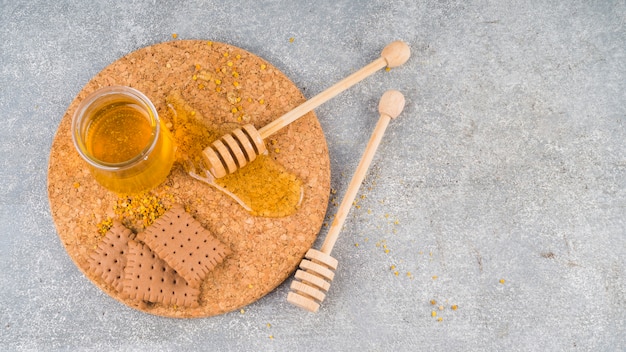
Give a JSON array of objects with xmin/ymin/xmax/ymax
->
[{"xmin": 87, "ymin": 204, "xmax": 231, "ymax": 308}]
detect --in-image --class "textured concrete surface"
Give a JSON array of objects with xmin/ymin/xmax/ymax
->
[{"xmin": 1, "ymin": 1, "xmax": 625, "ymax": 351}]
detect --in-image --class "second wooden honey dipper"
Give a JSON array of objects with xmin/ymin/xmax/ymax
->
[
  {"xmin": 286, "ymin": 90, "xmax": 406, "ymax": 312},
  {"xmin": 202, "ymin": 41, "xmax": 410, "ymax": 178}
]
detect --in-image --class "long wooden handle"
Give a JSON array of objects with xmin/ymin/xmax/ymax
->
[
  {"xmin": 258, "ymin": 41, "xmax": 410, "ymax": 139},
  {"xmin": 320, "ymin": 90, "xmax": 406, "ymax": 254}
]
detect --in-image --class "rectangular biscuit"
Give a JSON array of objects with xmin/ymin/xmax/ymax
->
[
  {"xmin": 87, "ymin": 221, "xmax": 134, "ymax": 293},
  {"xmin": 122, "ymin": 240, "xmax": 200, "ymax": 308},
  {"xmin": 136, "ymin": 204, "xmax": 231, "ymax": 288}
]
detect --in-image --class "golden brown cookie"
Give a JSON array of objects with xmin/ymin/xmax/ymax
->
[
  {"xmin": 136, "ymin": 204, "xmax": 231, "ymax": 288},
  {"xmin": 87, "ymin": 221, "xmax": 135, "ymax": 293},
  {"xmin": 123, "ymin": 240, "xmax": 200, "ymax": 308}
]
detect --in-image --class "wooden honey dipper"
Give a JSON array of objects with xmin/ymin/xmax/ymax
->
[
  {"xmin": 202, "ymin": 41, "xmax": 410, "ymax": 178},
  {"xmin": 286, "ymin": 90, "xmax": 406, "ymax": 312}
]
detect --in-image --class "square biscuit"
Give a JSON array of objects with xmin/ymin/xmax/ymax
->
[
  {"xmin": 136, "ymin": 204, "xmax": 231, "ymax": 288},
  {"xmin": 123, "ymin": 240, "xmax": 200, "ymax": 308}
]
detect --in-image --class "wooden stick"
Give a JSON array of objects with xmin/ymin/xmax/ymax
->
[
  {"xmin": 258, "ymin": 41, "xmax": 410, "ymax": 139},
  {"xmin": 320, "ymin": 90, "xmax": 405, "ymax": 254},
  {"xmin": 287, "ymin": 90, "xmax": 406, "ymax": 312},
  {"xmin": 202, "ymin": 41, "xmax": 410, "ymax": 179}
]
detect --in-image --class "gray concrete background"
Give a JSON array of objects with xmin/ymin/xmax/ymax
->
[{"xmin": 1, "ymin": 0, "xmax": 624, "ymax": 351}]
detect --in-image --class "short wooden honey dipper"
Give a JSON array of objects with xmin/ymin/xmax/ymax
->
[
  {"xmin": 202, "ymin": 41, "xmax": 410, "ymax": 178},
  {"xmin": 286, "ymin": 90, "xmax": 406, "ymax": 312}
]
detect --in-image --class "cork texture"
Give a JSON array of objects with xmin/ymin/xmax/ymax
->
[{"xmin": 47, "ymin": 40, "xmax": 330, "ymax": 318}]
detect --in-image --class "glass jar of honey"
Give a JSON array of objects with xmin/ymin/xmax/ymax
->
[{"xmin": 71, "ymin": 86, "xmax": 176, "ymax": 194}]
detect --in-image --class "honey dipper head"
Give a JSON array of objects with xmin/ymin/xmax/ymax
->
[
  {"xmin": 381, "ymin": 41, "xmax": 411, "ymax": 68},
  {"xmin": 378, "ymin": 90, "xmax": 405, "ymax": 119},
  {"xmin": 202, "ymin": 124, "xmax": 266, "ymax": 178}
]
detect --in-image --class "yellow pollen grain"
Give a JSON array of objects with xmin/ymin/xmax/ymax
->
[
  {"xmin": 431, "ymin": 311, "xmax": 437, "ymax": 317},
  {"xmin": 437, "ymin": 317, "xmax": 443, "ymax": 322},
  {"xmin": 215, "ymin": 79, "xmax": 221, "ymax": 85},
  {"xmin": 216, "ymin": 87, "xmax": 222, "ymax": 93},
  {"xmin": 223, "ymin": 52, "xmax": 229, "ymax": 57},
  {"xmin": 192, "ymin": 75, "xmax": 197, "ymax": 81},
  {"xmin": 500, "ymin": 279, "xmax": 506, "ymax": 284},
  {"xmin": 73, "ymin": 182, "xmax": 80, "ymax": 188},
  {"xmin": 451, "ymin": 305, "xmax": 458, "ymax": 310},
  {"xmin": 172, "ymin": 33, "xmax": 178, "ymax": 39},
  {"xmin": 430, "ymin": 299, "xmax": 436, "ymax": 305},
  {"xmin": 236, "ymin": 54, "xmax": 241, "ymax": 59},
  {"xmin": 194, "ymin": 64, "xmax": 201, "ymax": 71},
  {"xmin": 289, "ymin": 37, "xmax": 294, "ymax": 42},
  {"xmin": 231, "ymin": 107, "xmax": 238, "ymax": 113},
  {"xmin": 227, "ymin": 61, "xmax": 233, "ymax": 67},
  {"xmin": 259, "ymin": 99, "xmax": 265, "ymax": 104},
  {"xmin": 97, "ymin": 218, "xmax": 113, "ymax": 235},
  {"xmin": 261, "ymin": 64, "xmax": 266, "ymax": 70},
  {"xmin": 385, "ymin": 67, "xmax": 391, "ymax": 72},
  {"xmin": 233, "ymin": 81, "xmax": 239, "ymax": 87},
  {"xmin": 207, "ymin": 41, "xmax": 213, "ymax": 46}
]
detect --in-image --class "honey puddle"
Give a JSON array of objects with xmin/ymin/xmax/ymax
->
[{"xmin": 166, "ymin": 91, "xmax": 303, "ymax": 217}]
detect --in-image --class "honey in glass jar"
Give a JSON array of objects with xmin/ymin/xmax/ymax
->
[{"xmin": 71, "ymin": 86, "xmax": 175, "ymax": 194}]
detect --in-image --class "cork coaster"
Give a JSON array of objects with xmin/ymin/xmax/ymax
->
[
  {"xmin": 123, "ymin": 240, "xmax": 200, "ymax": 308},
  {"xmin": 136, "ymin": 204, "xmax": 232, "ymax": 288},
  {"xmin": 47, "ymin": 40, "xmax": 331, "ymax": 318}
]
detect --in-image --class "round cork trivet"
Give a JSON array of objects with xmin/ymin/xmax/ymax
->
[{"xmin": 47, "ymin": 40, "xmax": 330, "ymax": 318}]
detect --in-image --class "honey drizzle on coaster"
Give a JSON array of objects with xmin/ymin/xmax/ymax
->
[{"xmin": 166, "ymin": 91, "xmax": 303, "ymax": 217}]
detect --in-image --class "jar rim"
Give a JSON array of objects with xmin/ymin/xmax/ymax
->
[{"xmin": 71, "ymin": 86, "xmax": 161, "ymax": 171}]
